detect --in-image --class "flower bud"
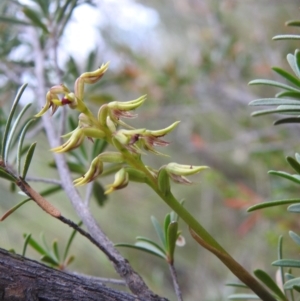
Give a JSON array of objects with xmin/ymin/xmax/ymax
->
[
  {"xmin": 165, "ymin": 163, "xmax": 209, "ymax": 184},
  {"xmin": 74, "ymin": 156, "xmax": 104, "ymax": 186},
  {"xmin": 75, "ymin": 63, "xmax": 109, "ymax": 100},
  {"xmin": 97, "ymin": 104, "xmax": 109, "ymax": 126},
  {"xmin": 146, "ymin": 121, "xmax": 180, "ymax": 137},
  {"xmin": 166, "ymin": 163, "xmax": 209, "ymax": 176},
  {"xmin": 51, "ymin": 128, "xmax": 85, "ymax": 153},
  {"xmin": 105, "ymin": 168, "xmax": 129, "ymax": 194},
  {"xmin": 108, "ymin": 95, "xmax": 146, "ymax": 111},
  {"xmin": 35, "ymin": 92, "xmax": 58, "ymax": 117},
  {"xmin": 35, "ymin": 86, "xmax": 76, "ymax": 117},
  {"xmin": 80, "ymin": 62, "xmax": 109, "ymax": 84}
]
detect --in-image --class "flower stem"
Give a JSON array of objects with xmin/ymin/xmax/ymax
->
[
  {"xmin": 157, "ymin": 190, "xmax": 277, "ymax": 301},
  {"xmin": 116, "ymin": 135, "xmax": 277, "ymax": 301}
]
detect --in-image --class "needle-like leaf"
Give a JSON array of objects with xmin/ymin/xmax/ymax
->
[
  {"xmin": 22, "ymin": 142, "xmax": 36, "ymax": 179},
  {"xmin": 4, "ymin": 103, "xmax": 32, "ymax": 164},
  {"xmin": 17, "ymin": 118, "xmax": 36, "ymax": 176},
  {"xmin": 22, "ymin": 233, "xmax": 32, "ymax": 256},
  {"xmin": 1, "ymin": 83, "xmax": 27, "ymax": 162},
  {"xmin": 248, "ymin": 199, "xmax": 300, "ymax": 212},
  {"xmin": 254, "ymin": 269, "xmax": 287, "ymax": 301}
]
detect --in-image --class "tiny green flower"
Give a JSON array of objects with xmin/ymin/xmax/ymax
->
[
  {"xmin": 114, "ymin": 128, "xmax": 146, "ymax": 153},
  {"xmin": 105, "ymin": 168, "xmax": 129, "ymax": 194},
  {"xmin": 138, "ymin": 121, "xmax": 180, "ymax": 155},
  {"xmin": 108, "ymin": 95, "xmax": 146, "ymax": 111},
  {"xmin": 35, "ymin": 85, "xmax": 72, "ymax": 117},
  {"xmin": 75, "ymin": 62, "xmax": 109, "ymax": 100},
  {"xmin": 165, "ymin": 163, "xmax": 209, "ymax": 184},
  {"xmin": 97, "ymin": 104, "xmax": 109, "ymax": 126},
  {"xmin": 51, "ymin": 128, "xmax": 85, "ymax": 153},
  {"xmin": 108, "ymin": 95, "xmax": 146, "ymax": 128},
  {"xmin": 74, "ymin": 156, "xmax": 104, "ymax": 186},
  {"xmin": 146, "ymin": 121, "xmax": 180, "ymax": 137}
]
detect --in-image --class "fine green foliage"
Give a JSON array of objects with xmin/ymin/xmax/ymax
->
[
  {"xmin": 1, "ymin": 83, "xmax": 28, "ymax": 163},
  {"xmin": 116, "ymin": 212, "xmax": 183, "ymax": 264},
  {"xmin": 233, "ymin": 16, "xmax": 300, "ymax": 301},
  {"xmin": 254, "ymin": 269, "xmax": 287, "ymax": 301},
  {"xmin": 22, "ymin": 222, "xmax": 82, "ymax": 269},
  {"xmin": 22, "ymin": 142, "xmax": 36, "ymax": 179}
]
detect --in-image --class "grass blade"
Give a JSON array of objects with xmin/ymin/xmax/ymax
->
[
  {"xmin": 22, "ymin": 142, "xmax": 36, "ymax": 179},
  {"xmin": 286, "ymin": 156, "xmax": 300, "ymax": 174},
  {"xmin": 0, "ymin": 167, "xmax": 16, "ymax": 182},
  {"xmin": 166, "ymin": 221, "xmax": 178, "ymax": 263},
  {"xmin": 22, "ymin": 7, "xmax": 49, "ymax": 33},
  {"xmin": 4, "ymin": 102, "xmax": 32, "ymax": 164},
  {"xmin": 22, "ymin": 233, "xmax": 32, "ymax": 256},
  {"xmin": 276, "ymin": 90, "xmax": 300, "ymax": 99},
  {"xmin": 1, "ymin": 83, "xmax": 28, "ymax": 162},
  {"xmin": 254, "ymin": 269, "xmax": 287, "ymax": 301},
  {"xmin": 277, "ymin": 236, "xmax": 286, "ymax": 296},
  {"xmin": 284, "ymin": 277, "xmax": 300, "ymax": 290},
  {"xmin": 0, "ymin": 199, "xmax": 31, "ymax": 221},
  {"xmin": 274, "ymin": 117, "xmax": 300, "ymax": 125},
  {"xmin": 151, "ymin": 216, "xmax": 166, "ymax": 248},
  {"xmin": 287, "ymin": 204, "xmax": 300, "ymax": 213},
  {"xmin": 248, "ymin": 199, "xmax": 300, "ymax": 212},
  {"xmin": 273, "ymin": 259, "xmax": 300, "ymax": 268},
  {"xmin": 251, "ymin": 107, "xmax": 300, "ymax": 117},
  {"xmin": 268, "ymin": 170, "xmax": 300, "ymax": 185},
  {"xmin": 0, "ymin": 16, "xmax": 31, "ymax": 26},
  {"xmin": 63, "ymin": 220, "xmax": 83, "ymax": 261},
  {"xmin": 23, "ymin": 234, "xmax": 47, "ymax": 256},
  {"xmin": 273, "ymin": 35, "xmax": 300, "ymax": 41},
  {"xmin": 249, "ymin": 98, "xmax": 300, "ymax": 106},
  {"xmin": 17, "ymin": 118, "xmax": 35, "ymax": 176},
  {"xmin": 289, "ymin": 231, "xmax": 300, "ymax": 246},
  {"xmin": 115, "ymin": 243, "xmax": 166, "ymax": 259},
  {"xmin": 52, "ymin": 240, "xmax": 60, "ymax": 262},
  {"xmin": 136, "ymin": 236, "xmax": 166, "ymax": 255},
  {"xmin": 249, "ymin": 79, "xmax": 300, "ymax": 92},
  {"xmin": 286, "ymin": 20, "xmax": 300, "ymax": 27},
  {"xmin": 272, "ymin": 67, "xmax": 300, "ymax": 87}
]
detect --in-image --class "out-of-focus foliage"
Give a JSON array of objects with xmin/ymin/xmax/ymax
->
[{"xmin": 1, "ymin": 0, "xmax": 300, "ymax": 300}]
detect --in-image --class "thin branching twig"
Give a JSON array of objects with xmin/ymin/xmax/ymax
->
[{"xmin": 168, "ymin": 264, "xmax": 183, "ymax": 301}]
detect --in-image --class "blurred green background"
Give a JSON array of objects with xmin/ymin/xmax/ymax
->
[{"xmin": 1, "ymin": 0, "xmax": 300, "ymax": 300}]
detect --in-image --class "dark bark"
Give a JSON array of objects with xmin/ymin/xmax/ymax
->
[{"xmin": 0, "ymin": 248, "xmax": 167, "ymax": 301}]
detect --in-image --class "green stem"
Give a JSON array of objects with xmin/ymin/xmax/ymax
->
[
  {"xmin": 123, "ymin": 154, "xmax": 277, "ymax": 301},
  {"xmin": 159, "ymin": 192, "xmax": 278, "ymax": 301}
]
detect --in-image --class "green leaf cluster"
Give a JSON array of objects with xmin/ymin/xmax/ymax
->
[
  {"xmin": 22, "ymin": 222, "xmax": 82, "ymax": 269},
  {"xmin": 115, "ymin": 209, "xmax": 183, "ymax": 265}
]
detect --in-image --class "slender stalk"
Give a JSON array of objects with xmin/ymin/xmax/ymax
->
[
  {"xmin": 157, "ymin": 189, "xmax": 277, "ymax": 301},
  {"xmin": 168, "ymin": 264, "xmax": 183, "ymax": 301},
  {"xmin": 120, "ymin": 153, "xmax": 277, "ymax": 301}
]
